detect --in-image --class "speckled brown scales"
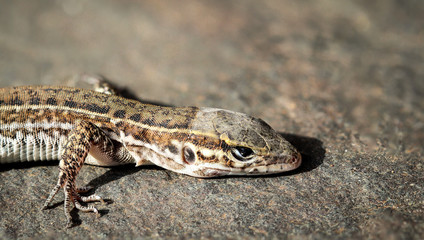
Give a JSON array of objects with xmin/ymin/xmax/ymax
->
[
  {"xmin": 0, "ymin": 82, "xmax": 301, "ymax": 228},
  {"xmin": 42, "ymin": 121, "xmax": 133, "ymax": 227}
]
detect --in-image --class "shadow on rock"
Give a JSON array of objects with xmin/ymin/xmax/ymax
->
[
  {"xmin": 86, "ymin": 165, "xmax": 145, "ymax": 189},
  {"xmin": 0, "ymin": 160, "xmax": 58, "ymax": 172},
  {"xmin": 280, "ymin": 133, "xmax": 325, "ymax": 173}
]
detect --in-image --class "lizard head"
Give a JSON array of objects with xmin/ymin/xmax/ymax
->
[{"xmin": 176, "ymin": 108, "xmax": 302, "ymax": 177}]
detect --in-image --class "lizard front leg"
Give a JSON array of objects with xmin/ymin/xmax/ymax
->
[{"xmin": 42, "ymin": 121, "xmax": 132, "ymax": 228}]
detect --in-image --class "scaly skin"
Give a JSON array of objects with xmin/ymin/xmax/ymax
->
[{"xmin": 0, "ymin": 85, "xmax": 301, "ymax": 227}]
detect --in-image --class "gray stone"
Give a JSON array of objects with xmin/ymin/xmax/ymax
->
[{"xmin": 1, "ymin": 0, "xmax": 423, "ymax": 239}]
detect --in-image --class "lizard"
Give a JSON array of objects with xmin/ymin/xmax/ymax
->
[{"xmin": 0, "ymin": 77, "xmax": 301, "ymax": 227}]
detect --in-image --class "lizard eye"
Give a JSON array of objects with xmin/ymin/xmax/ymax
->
[{"xmin": 231, "ymin": 146, "xmax": 254, "ymax": 161}]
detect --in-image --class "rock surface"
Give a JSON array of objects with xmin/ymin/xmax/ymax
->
[{"xmin": 0, "ymin": 0, "xmax": 423, "ymax": 239}]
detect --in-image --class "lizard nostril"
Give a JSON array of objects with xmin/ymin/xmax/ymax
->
[
  {"xmin": 287, "ymin": 152, "xmax": 301, "ymax": 164},
  {"xmin": 292, "ymin": 152, "xmax": 302, "ymax": 167}
]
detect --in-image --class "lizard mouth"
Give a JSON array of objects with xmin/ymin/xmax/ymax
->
[
  {"xmin": 239, "ymin": 152, "xmax": 302, "ymax": 175},
  {"xmin": 191, "ymin": 151, "xmax": 302, "ymax": 177},
  {"xmin": 189, "ymin": 167, "xmax": 231, "ymax": 178}
]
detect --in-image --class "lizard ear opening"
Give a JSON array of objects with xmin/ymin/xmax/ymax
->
[{"xmin": 182, "ymin": 146, "xmax": 196, "ymax": 164}]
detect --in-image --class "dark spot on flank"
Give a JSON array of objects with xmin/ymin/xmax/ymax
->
[
  {"xmin": 141, "ymin": 117, "xmax": 155, "ymax": 126},
  {"xmin": 64, "ymin": 100, "xmax": 78, "ymax": 108},
  {"xmin": 9, "ymin": 98, "xmax": 23, "ymax": 106},
  {"xmin": 82, "ymin": 93, "xmax": 90, "ymax": 99},
  {"xmin": 46, "ymin": 98, "xmax": 57, "ymax": 105},
  {"xmin": 29, "ymin": 97, "xmax": 41, "ymax": 105},
  {"xmin": 85, "ymin": 103, "xmax": 110, "ymax": 114},
  {"xmin": 113, "ymin": 110, "xmax": 126, "ymax": 118},
  {"xmin": 133, "ymin": 134, "xmax": 143, "ymax": 141},
  {"xmin": 157, "ymin": 119, "xmax": 172, "ymax": 128},
  {"xmin": 129, "ymin": 114, "xmax": 141, "ymax": 122},
  {"xmin": 131, "ymin": 132, "xmax": 150, "ymax": 143},
  {"xmin": 114, "ymin": 121, "xmax": 124, "ymax": 128}
]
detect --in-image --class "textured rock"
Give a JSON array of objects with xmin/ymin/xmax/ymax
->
[{"xmin": 0, "ymin": 0, "xmax": 423, "ymax": 239}]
